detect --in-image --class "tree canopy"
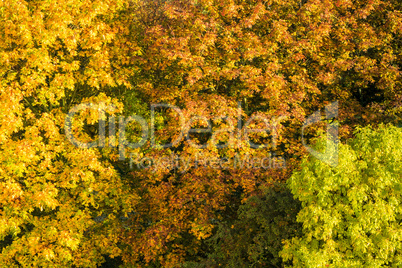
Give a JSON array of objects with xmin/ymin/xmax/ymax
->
[{"xmin": 0, "ymin": 0, "xmax": 401, "ymax": 267}]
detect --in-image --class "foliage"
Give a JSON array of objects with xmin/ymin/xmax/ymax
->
[
  {"xmin": 281, "ymin": 124, "xmax": 402, "ymax": 267},
  {"xmin": 0, "ymin": 0, "xmax": 401, "ymax": 266},
  {"xmin": 182, "ymin": 182, "xmax": 302, "ymax": 268},
  {"xmin": 118, "ymin": 0, "xmax": 402, "ymax": 265},
  {"xmin": 0, "ymin": 0, "xmax": 138, "ymax": 267}
]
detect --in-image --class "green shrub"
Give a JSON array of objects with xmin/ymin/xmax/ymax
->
[{"xmin": 185, "ymin": 183, "xmax": 301, "ymax": 268}]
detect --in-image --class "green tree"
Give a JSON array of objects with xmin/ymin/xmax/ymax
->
[{"xmin": 281, "ymin": 124, "xmax": 402, "ymax": 267}]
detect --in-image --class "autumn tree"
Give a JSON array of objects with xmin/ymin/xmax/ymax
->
[
  {"xmin": 0, "ymin": 0, "xmax": 139, "ymax": 267},
  {"xmin": 115, "ymin": 0, "xmax": 402, "ymax": 266}
]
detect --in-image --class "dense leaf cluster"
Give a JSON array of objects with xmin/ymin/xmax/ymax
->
[{"xmin": 0, "ymin": 0, "xmax": 401, "ymax": 267}]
